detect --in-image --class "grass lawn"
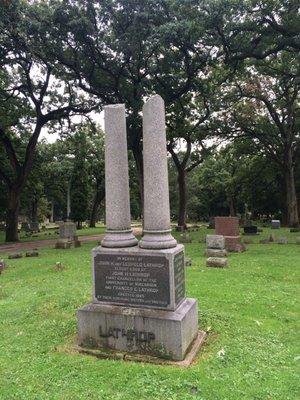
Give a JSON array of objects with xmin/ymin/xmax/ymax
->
[{"xmin": 0, "ymin": 228, "xmax": 299, "ymax": 399}]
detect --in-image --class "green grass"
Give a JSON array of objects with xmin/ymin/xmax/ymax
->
[{"xmin": 0, "ymin": 230, "xmax": 299, "ymax": 399}]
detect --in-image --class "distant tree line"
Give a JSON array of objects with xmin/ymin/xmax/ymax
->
[{"xmin": 0, "ymin": 0, "xmax": 299, "ymax": 241}]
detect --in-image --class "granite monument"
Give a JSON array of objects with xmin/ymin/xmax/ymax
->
[{"xmin": 77, "ymin": 96, "xmax": 200, "ymax": 361}]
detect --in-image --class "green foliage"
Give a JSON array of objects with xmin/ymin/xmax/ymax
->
[{"xmin": 70, "ymin": 130, "xmax": 89, "ymax": 225}]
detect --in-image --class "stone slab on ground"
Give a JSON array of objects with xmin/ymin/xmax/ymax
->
[
  {"xmin": 206, "ymin": 257, "xmax": 228, "ymax": 268},
  {"xmin": 26, "ymin": 251, "xmax": 39, "ymax": 257},
  {"xmin": 271, "ymin": 220, "xmax": 280, "ymax": 229},
  {"xmin": 77, "ymin": 298, "xmax": 198, "ymax": 361},
  {"xmin": 277, "ymin": 236, "xmax": 288, "ymax": 244},
  {"xmin": 8, "ymin": 252, "xmax": 23, "ymax": 259}
]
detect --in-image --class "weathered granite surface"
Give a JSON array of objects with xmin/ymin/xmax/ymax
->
[
  {"xmin": 77, "ymin": 298, "xmax": 198, "ymax": 361},
  {"xmin": 206, "ymin": 257, "xmax": 228, "ymax": 268},
  {"xmin": 139, "ymin": 95, "xmax": 177, "ymax": 250},
  {"xmin": 205, "ymin": 248, "xmax": 227, "ymax": 257},
  {"xmin": 92, "ymin": 244, "xmax": 185, "ymax": 312},
  {"xmin": 101, "ymin": 104, "xmax": 138, "ymax": 248},
  {"xmin": 206, "ymin": 235, "xmax": 225, "ymax": 249}
]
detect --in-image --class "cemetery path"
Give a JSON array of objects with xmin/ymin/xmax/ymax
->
[{"xmin": 0, "ymin": 228, "xmax": 142, "ymax": 254}]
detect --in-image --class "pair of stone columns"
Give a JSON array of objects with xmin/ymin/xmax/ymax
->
[{"xmin": 101, "ymin": 95, "xmax": 177, "ymax": 250}]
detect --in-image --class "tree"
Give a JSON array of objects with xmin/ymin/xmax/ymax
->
[
  {"xmin": 0, "ymin": 0, "xmax": 98, "ymax": 241},
  {"xmin": 70, "ymin": 130, "xmax": 89, "ymax": 228},
  {"xmin": 221, "ymin": 52, "xmax": 299, "ymax": 226}
]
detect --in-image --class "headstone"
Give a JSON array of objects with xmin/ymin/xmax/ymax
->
[
  {"xmin": 277, "ymin": 236, "xmax": 288, "ymax": 244},
  {"xmin": 77, "ymin": 97, "xmax": 200, "ymax": 361},
  {"xmin": 59, "ymin": 221, "xmax": 76, "ymax": 240},
  {"xmin": 206, "ymin": 235, "xmax": 225, "ymax": 249},
  {"xmin": 206, "ymin": 257, "xmax": 228, "ymax": 268},
  {"xmin": 215, "ymin": 216, "xmax": 245, "ymax": 252},
  {"xmin": 271, "ymin": 220, "xmax": 280, "ymax": 229},
  {"xmin": 243, "ymin": 226, "xmax": 258, "ymax": 235},
  {"xmin": 26, "ymin": 251, "xmax": 39, "ymax": 257},
  {"xmin": 8, "ymin": 253, "xmax": 22, "ymax": 259},
  {"xmin": 205, "ymin": 234, "xmax": 228, "ymax": 266},
  {"xmin": 30, "ymin": 222, "xmax": 40, "ymax": 232}
]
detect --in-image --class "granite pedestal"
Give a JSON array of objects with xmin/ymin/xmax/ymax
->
[{"xmin": 77, "ymin": 244, "xmax": 199, "ymax": 360}]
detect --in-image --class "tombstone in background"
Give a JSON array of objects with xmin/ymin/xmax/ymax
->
[
  {"xmin": 243, "ymin": 225, "xmax": 258, "ymax": 235},
  {"xmin": 205, "ymin": 235, "xmax": 228, "ymax": 268},
  {"xmin": 55, "ymin": 221, "xmax": 77, "ymax": 249},
  {"xmin": 77, "ymin": 97, "xmax": 201, "ymax": 361},
  {"xmin": 271, "ymin": 220, "xmax": 281, "ymax": 229},
  {"xmin": 30, "ymin": 222, "xmax": 40, "ymax": 232},
  {"xmin": 215, "ymin": 216, "xmax": 245, "ymax": 252}
]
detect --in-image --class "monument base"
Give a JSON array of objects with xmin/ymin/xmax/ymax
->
[
  {"xmin": 77, "ymin": 298, "xmax": 198, "ymax": 361},
  {"xmin": 224, "ymin": 236, "xmax": 246, "ymax": 252}
]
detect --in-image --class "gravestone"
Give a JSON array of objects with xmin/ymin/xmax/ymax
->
[
  {"xmin": 30, "ymin": 222, "xmax": 40, "ymax": 232},
  {"xmin": 243, "ymin": 226, "xmax": 258, "ymax": 235},
  {"xmin": 277, "ymin": 236, "xmax": 288, "ymax": 244},
  {"xmin": 55, "ymin": 221, "xmax": 78, "ymax": 249},
  {"xmin": 206, "ymin": 257, "xmax": 228, "ymax": 268},
  {"xmin": 215, "ymin": 216, "xmax": 245, "ymax": 252},
  {"xmin": 271, "ymin": 220, "xmax": 280, "ymax": 229},
  {"xmin": 205, "ymin": 234, "xmax": 228, "ymax": 266},
  {"xmin": 77, "ymin": 97, "xmax": 200, "ymax": 361}
]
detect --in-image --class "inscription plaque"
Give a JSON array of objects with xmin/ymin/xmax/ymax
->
[
  {"xmin": 94, "ymin": 253, "xmax": 170, "ymax": 308},
  {"xmin": 174, "ymin": 251, "xmax": 185, "ymax": 305}
]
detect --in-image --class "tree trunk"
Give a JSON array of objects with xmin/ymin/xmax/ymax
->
[
  {"xmin": 285, "ymin": 151, "xmax": 299, "ymax": 227},
  {"xmin": 5, "ymin": 187, "xmax": 20, "ymax": 242},
  {"xmin": 89, "ymin": 186, "xmax": 105, "ymax": 228},
  {"xmin": 228, "ymin": 195, "xmax": 236, "ymax": 217},
  {"xmin": 177, "ymin": 168, "xmax": 187, "ymax": 229},
  {"xmin": 31, "ymin": 198, "xmax": 38, "ymax": 223}
]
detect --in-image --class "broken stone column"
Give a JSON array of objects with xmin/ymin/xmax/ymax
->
[
  {"xmin": 101, "ymin": 104, "xmax": 138, "ymax": 248},
  {"xmin": 139, "ymin": 95, "xmax": 177, "ymax": 250}
]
